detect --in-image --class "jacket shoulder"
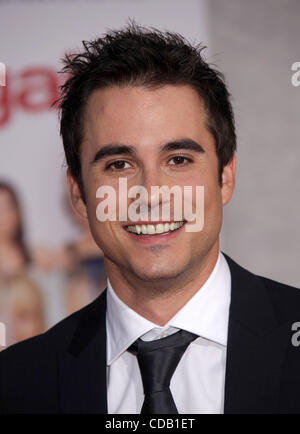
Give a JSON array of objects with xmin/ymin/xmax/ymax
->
[
  {"xmin": 259, "ymin": 275, "xmax": 300, "ymax": 322},
  {"xmin": 224, "ymin": 252, "xmax": 300, "ymax": 323}
]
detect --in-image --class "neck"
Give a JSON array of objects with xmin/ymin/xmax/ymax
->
[{"xmin": 106, "ymin": 241, "xmax": 219, "ymax": 326}]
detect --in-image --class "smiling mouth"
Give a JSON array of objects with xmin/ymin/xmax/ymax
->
[{"xmin": 124, "ymin": 221, "xmax": 186, "ymax": 236}]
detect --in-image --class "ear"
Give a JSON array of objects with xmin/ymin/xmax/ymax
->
[
  {"xmin": 67, "ymin": 169, "xmax": 88, "ymax": 219},
  {"xmin": 221, "ymin": 154, "xmax": 236, "ymax": 206}
]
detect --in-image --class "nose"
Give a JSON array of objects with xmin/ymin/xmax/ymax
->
[
  {"xmin": 132, "ymin": 164, "xmax": 176, "ymax": 222},
  {"xmin": 141, "ymin": 166, "xmax": 165, "ymax": 209}
]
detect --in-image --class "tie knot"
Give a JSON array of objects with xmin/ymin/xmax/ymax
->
[{"xmin": 128, "ymin": 329, "xmax": 198, "ymax": 395}]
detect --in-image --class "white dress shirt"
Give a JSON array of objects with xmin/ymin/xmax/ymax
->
[{"xmin": 106, "ymin": 251, "xmax": 231, "ymax": 414}]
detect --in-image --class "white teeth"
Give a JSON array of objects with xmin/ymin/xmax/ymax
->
[
  {"xmin": 155, "ymin": 223, "xmax": 164, "ymax": 234},
  {"xmin": 126, "ymin": 221, "xmax": 184, "ymax": 235},
  {"xmin": 136, "ymin": 225, "xmax": 141, "ymax": 234},
  {"xmin": 174, "ymin": 222, "xmax": 182, "ymax": 229},
  {"xmin": 148, "ymin": 225, "xmax": 155, "ymax": 234}
]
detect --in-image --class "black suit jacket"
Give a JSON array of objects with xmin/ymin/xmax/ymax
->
[{"xmin": 1, "ymin": 254, "xmax": 300, "ymax": 414}]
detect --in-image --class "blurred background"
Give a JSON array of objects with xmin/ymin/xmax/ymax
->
[{"xmin": 0, "ymin": 0, "xmax": 299, "ymax": 349}]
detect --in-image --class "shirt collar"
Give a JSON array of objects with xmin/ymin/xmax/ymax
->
[{"xmin": 106, "ymin": 251, "xmax": 231, "ymax": 365}]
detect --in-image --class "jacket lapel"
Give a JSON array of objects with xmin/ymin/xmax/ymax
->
[
  {"xmin": 223, "ymin": 254, "xmax": 290, "ymax": 413},
  {"xmin": 58, "ymin": 290, "xmax": 108, "ymax": 414}
]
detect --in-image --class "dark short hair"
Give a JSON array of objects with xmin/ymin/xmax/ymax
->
[{"xmin": 58, "ymin": 21, "xmax": 236, "ymax": 200}]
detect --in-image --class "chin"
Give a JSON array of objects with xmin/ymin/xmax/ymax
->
[{"xmin": 130, "ymin": 260, "xmax": 187, "ymax": 283}]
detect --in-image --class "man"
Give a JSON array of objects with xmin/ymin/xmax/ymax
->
[{"xmin": 1, "ymin": 22, "xmax": 300, "ymax": 414}]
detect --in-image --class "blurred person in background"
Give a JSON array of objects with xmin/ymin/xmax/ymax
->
[
  {"xmin": 64, "ymin": 268, "xmax": 95, "ymax": 316},
  {"xmin": 31, "ymin": 193, "xmax": 106, "ymax": 316},
  {"xmin": 0, "ymin": 182, "xmax": 46, "ymax": 346},
  {"xmin": 0, "ymin": 181, "xmax": 30, "ymax": 283},
  {"xmin": 63, "ymin": 195, "xmax": 106, "ymax": 295},
  {"xmin": 62, "ymin": 207, "xmax": 107, "ymax": 315},
  {"xmin": 0, "ymin": 181, "xmax": 104, "ymax": 343},
  {"xmin": 6, "ymin": 273, "xmax": 45, "ymax": 345}
]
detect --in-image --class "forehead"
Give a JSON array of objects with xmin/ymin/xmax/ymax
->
[{"xmin": 83, "ymin": 85, "xmax": 210, "ymax": 149}]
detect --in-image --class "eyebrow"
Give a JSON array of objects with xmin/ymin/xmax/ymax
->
[
  {"xmin": 90, "ymin": 138, "xmax": 205, "ymax": 166},
  {"xmin": 159, "ymin": 139, "xmax": 205, "ymax": 154},
  {"xmin": 90, "ymin": 144, "xmax": 137, "ymax": 165}
]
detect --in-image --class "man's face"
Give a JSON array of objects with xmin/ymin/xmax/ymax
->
[{"xmin": 68, "ymin": 85, "xmax": 235, "ymax": 284}]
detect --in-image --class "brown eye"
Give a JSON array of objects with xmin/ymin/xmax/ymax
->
[
  {"xmin": 106, "ymin": 160, "xmax": 131, "ymax": 170},
  {"xmin": 169, "ymin": 156, "xmax": 191, "ymax": 165}
]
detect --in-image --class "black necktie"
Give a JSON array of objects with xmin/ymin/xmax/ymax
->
[{"xmin": 128, "ymin": 329, "xmax": 198, "ymax": 414}]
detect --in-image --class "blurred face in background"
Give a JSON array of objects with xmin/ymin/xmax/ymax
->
[
  {"xmin": 0, "ymin": 188, "xmax": 20, "ymax": 243},
  {"xmin": 9, "ymin": 276, "xmax": 45, "ymax": 343}
]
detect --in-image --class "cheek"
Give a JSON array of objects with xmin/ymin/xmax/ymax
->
[
  {"xmin": 186, "ymin": 170, "xmax": 221, "ymax": 209},
  {"xmin": 198, "ymin": 174, "xmax": 223, "ymax": 231},
  {"xmin": 205, "ymin": 181, "xmax": 222, "ymax": 208},
  {"xmin": 84, "ymin": 175, "xmax": 121, "ymax": 245},
  {"xmin": 87, "ymin": 209, "xmax": 117, "ymax": 253},
  {"xmin": 83, "ymin": 185, "xmax": 106, "ymax": 244}
]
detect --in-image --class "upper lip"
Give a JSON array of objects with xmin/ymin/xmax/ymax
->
[{"xmin": 123, "ymin": 220, "xmax": 186, "ymax": 227}]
